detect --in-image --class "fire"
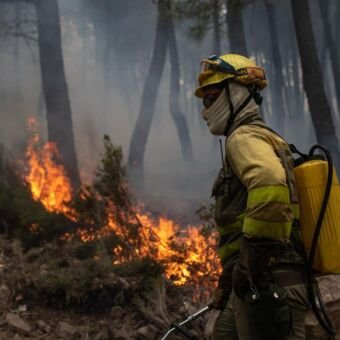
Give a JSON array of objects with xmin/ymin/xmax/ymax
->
[
  {"xmin": 24, "ymin": 118, "xmax": 221, "ymax": 288},
  {"xmin": 25, "ymin": 117, "xmax": 74, "ymax": 217},
  {"xmin": 106, "ymin": 208, "xmax": 220, "ymax": 287}
]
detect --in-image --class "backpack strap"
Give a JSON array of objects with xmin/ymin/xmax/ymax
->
[{"xmin": 236, "ymin": 123, "xmax": 309, "ymax": 167}]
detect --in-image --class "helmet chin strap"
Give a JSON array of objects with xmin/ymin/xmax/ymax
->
[{"xmin": 223, "ymin": 83, "xmax": 262, "ymax": 136}]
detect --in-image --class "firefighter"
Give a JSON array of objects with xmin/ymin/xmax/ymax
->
[{"xmin": 195, "ymin": 54, "xmax": 310, "ymax": 339}]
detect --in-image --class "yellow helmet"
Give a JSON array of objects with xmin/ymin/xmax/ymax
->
[{"xmin": 194, "ymin": 53, "xmax": 267, "ymax": 98}]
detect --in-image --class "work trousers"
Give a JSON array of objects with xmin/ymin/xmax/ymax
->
[{"xmin": 213, "ymin": 284, "xmax": 310, "ymax": 340}]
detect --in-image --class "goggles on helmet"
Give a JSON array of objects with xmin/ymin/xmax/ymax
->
[{"xmin": 200, "ymin": 55, "xmax": 240, "ymax": 75}]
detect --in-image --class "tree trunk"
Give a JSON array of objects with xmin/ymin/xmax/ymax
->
[
  {"xmin": 283, "ymin": 42, "xmax": 304, "ymax": 118},
  {"xmin": 318, "ymin": 0, "xmax": 340, "ymax": 113},
  {"xmin": 128, "ymin": 0, "xmax": 169, "ymax": 184},
  {"xmin": 293, "ymin": 44, "xmax": 304, "ymax": 118},
  {"xmin": 104, "ymin": 0, "xmax": 115, "ymax": 87},
  {"xmin": 336, "ymin": 1, "xmax": 340, "ymax": 48},
  {"xmin": 264, "ymin": 0, "xmax": 285, "ymax": 133},
  {"xmin": 290, "ymin": 0, "xmax": 340, "ymax": 168},
  {"xmin": 35, "ymin": 0, "xmax": 81, "ymax": 188},
  {"xmin": 168, "ymin": 5, "xmax": 194, "ymax": 161},
  {"xmin": 14, "ymin": 3, "xmax": 21, "ymax": 100},
  {"xmin": 212, "ymin": 0, "xmax": 221, "ymax": 55},
  {"xmin": 226, "ymin": 0, "xmax": 248, "ymax": 55},
  {"xmin": 14, "ymin": 3, "xmax": 23, "ymax": 129},
  {"xmin": 102, "ymin": 0, "xmax": 116, "ymax": 133}
]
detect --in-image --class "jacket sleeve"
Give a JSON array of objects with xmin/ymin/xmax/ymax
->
[{"xmin": 226, "ymin": 129, "xmax": 293, "ymax": 240}]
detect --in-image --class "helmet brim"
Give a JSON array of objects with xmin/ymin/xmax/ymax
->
[{"xmin": 194, "ymin": 74, "xmax": 233, "ymax": 98}]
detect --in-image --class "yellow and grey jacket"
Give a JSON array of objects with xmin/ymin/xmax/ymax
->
[{"xmin": 212, "ymin": 112, "xmax": 301, "ymax": 267}]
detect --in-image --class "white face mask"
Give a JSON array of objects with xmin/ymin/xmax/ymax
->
[{"xmin": 201, "ymin": 88, "xmax": 230, "ymax": 136}]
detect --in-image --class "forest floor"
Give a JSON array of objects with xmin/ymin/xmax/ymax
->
[
  {"xmin": 0, "ymin": 235, "xmax": 214, "ymax": 340},
  {"xmin": 0, "ymin": 234, "xmax": 340, "ymax": 340}
]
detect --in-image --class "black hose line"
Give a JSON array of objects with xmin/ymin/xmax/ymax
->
[{"xmin": 307, "ymin": 145, "xmax": 336, "ymax": 338}]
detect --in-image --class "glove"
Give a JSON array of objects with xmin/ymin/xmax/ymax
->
[
  {"xmin": 232, "ymin": 262, "xmax": 250, "ymax": 299},
  {"xmin": 232, "ymin": 235, "xmax": 284, "ymax": 299},
  {"xmin": 212, "ymin": 287, "xmax": 230, "ymax": 310},
  {"xmin": 211, "ymin": 259, "xmax": 235, "ymax": 310}
]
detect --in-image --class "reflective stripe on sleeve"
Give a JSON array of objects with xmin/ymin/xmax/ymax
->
[
  {"xmin": 247, "ymin": 185, "xmax": 290, "ymax": 208},
  {"xmin": 216, "ymin": 214, "xmax": 245, "ymax": 236},
  {"xmin": 218, "ymin": 239, "xmax": 240, "ymax": 265},
  {"xmin": 243, "ymin": 217, "xmax": 292, "ymax": 239}
]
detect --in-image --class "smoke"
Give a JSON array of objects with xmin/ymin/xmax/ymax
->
[{"xmin": 1, "ymin": 0, "xmax": 339, "ymax": 220}]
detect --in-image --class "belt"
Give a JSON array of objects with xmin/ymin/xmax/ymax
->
[
  {"xmin": 272, "ymin": 270, "xmax": 307, "ymax": 286},
  {"xmin": 269, "ymin": 264, "xmax": 307, "ymax": 286}
]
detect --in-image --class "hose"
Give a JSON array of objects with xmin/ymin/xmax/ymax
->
[
  {"xmin": 307, "ymin": 145, "xmax": 336, "ymax": 338},
  {"xmin": 160, "ymin": 304, "xmax": 212, "ymax": 340}
]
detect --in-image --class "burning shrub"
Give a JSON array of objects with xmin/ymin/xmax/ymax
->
[
  {"xmin": 70, "ymin": 135, "xmax": 147, "ymax": 261},
  {"xmin": 0, "ymin": 125, "xmax": 225, "ymax": 338},
  {"xmin": 0, "ymin": 170, "xmax": 75, "ymax": 247},
  {"xmin": 0, "ymin": 125, "xmax": 221, "ymax": 314},
  {"xmin": 93, "ymin": 135, "xmax": 132, "ymax": 217}
]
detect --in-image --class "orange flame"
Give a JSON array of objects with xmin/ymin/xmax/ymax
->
[
  {"xmin": 107, "ymin": 211, "xmax": 220, "ymax": 286},
  {"xmin": 24, "ymin": 118, "xmax": 221, "ymax": 288},
  {"xmin": 25, "ymin": 117, "xmax": 74, "ymax": 217}
]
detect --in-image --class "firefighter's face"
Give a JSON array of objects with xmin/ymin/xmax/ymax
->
[{"xmin": 202, "ymin": 87, "xmax": 223, "ymax": 109}]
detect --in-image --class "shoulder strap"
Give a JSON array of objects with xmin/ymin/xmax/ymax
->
[
  {"xmin": 248, "ymin": 123, "xmax": 298, "ymax": 152},
  {"xmin": 249, "ymin": 124, "xmax": 311, "ymax": 166}
]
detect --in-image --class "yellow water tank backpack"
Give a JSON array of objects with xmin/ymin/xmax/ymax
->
[
  {"xmin": 291, "ymin": 144, "xmax": 340, "ymax": 274},
  {"xmin": 290, "ymin": 144, "xmax": 338, "ymax": 336}
]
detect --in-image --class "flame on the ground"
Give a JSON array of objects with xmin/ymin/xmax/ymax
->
[
  {"xmin": 25, "ymin": 118, "xmax": 221, "ymax": 287},
  {"xmin": 109, "ymin": 212, "xmax": 220, "ymax": 285},
  {"xmin": 25, "ymin": 117, "xmax": 74, "ymax": 217}
]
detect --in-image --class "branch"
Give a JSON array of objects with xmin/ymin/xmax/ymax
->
[
  {"xmin": 0, "ymin": 0, "xmax": 34, "ymax": 3},
  {"xmin": 0, "ymin": 17, "xmax": 37, "ymax": 42},
  {"xmin": 1, "ymin": 31, "xmax": 37, "ymax": 42}
]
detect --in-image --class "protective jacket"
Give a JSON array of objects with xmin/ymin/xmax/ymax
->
[
  {"xmin": 212, "ymin": 85, "xmax": 304, "ymax": 299},
  {"xmin": 214, "ymin": 123, "xmax": 301, "ymax": 265}
]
